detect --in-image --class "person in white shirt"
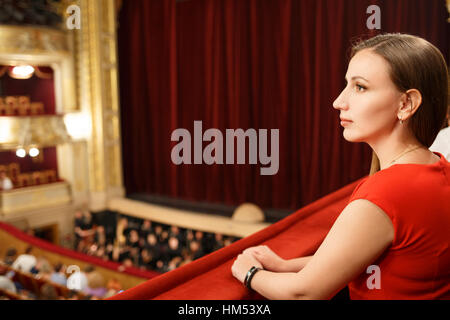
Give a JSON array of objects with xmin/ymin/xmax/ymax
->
[
  {"xmin": 429, "ymin": 115, "xmax": 450, "ymax": 161},
  {"xmin": 0, "ymin": 170, "xmax": 13, "ymax": 191},
  {"xmin": 11, "ymin": 246, "xmax": 37, "ymax": 273},
  {"xmin": 0, "ymin": 276, "xmax": 17, "ymax": 294}
]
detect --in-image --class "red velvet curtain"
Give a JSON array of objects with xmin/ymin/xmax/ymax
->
[{"xmin": 118, "ymin": 0, "xmax": 448, "ymax": 212}]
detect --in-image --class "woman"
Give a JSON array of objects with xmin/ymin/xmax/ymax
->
[{"xmin": 231, "ymin": 33, "xmax": 449, "ymax": 299}]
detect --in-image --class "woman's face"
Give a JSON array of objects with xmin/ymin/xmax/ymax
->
[{"xmin": 333, "ymin": 49, "xmax": 403, "ymax": 144}]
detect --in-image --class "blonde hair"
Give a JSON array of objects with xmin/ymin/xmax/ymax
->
[{"xmin": 87, "ymin": 271, "xmax": 105, "ymax": 289}]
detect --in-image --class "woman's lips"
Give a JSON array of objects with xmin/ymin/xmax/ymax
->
[{"xmin": 340, "ymin": 118, "xmax": 352, "ymax": 126}]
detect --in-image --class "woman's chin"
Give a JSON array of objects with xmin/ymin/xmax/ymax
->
[{"xmin": 343, "ymin": 130, "xmax": 364, "ymax": 143}]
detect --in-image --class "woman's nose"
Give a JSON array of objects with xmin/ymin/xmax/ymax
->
[{"xmin": 332, "ymin": 90, "xmax": 348, "ymax": 110}]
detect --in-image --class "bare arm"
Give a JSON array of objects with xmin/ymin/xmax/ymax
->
[
  {"xmin": 243, "ymin": 245, "xmax": 313, "ymax": 273},
  {"xmin": 282, "ymin": 255, "xmax": 313, "ymax": 272},
  {"xmin": 232, "ymin": 199, "xmax": 394, "ymax": 299}
]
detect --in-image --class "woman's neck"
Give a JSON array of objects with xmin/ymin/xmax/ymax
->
[{"xmin": 369, "ymin": 135, "xmax": 430, "ymax": 170}]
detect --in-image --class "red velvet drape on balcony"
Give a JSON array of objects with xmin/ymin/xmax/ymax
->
[{"xmin": 118, "ymin": 0, "xmax": 448, "ymax": 212}]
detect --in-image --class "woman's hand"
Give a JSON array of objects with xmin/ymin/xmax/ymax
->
[
  {"xmin": 243, "ymin": 245, "xmax": 286, "ymax": 272},
  {"xmin": 231, "ymin": 252, "xmax": 263, "ymax": 284}
]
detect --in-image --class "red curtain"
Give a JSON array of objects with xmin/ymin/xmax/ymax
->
[{"xmin": 118, "ymin": 0, "xmax": 448, "ymax": 212}]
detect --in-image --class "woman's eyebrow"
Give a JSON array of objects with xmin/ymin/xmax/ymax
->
[{"xmin": 345, "ymin": 75, "xmax": 370, "ymax": 83}]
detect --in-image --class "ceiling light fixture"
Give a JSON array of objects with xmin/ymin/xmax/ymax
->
[
  {"xmin": 16, "ymin": 148, "xmax": 26, "ymax": 158},
  {"xmin": 9, "ymin": 65, "xmax": 35, "ymax": 79}
]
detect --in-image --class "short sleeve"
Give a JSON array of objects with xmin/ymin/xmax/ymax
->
[{"xmin": 347, "ymin": 174, "xmax": 399, "ymax": 249}]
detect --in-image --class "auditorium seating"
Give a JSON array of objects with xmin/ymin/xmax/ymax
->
[
  {"xmin": 0, "ymin": 162, "xmax": 58, "ymax": 189},
  {"xmin": 0, "ymin": 288, "xmax": 23, "ymax": 300},
  {"xmin": 43, "ymin": 169, "xmax": 57, "ymax": 183},
  {"xmin": 0, "ymin": 222, "xmax": 160, "ymax": 295},
  {"xmin": 0, "ymin": 96, "xmax": 45, "ymax": 116},
  {"xmin": 17, "ymin": 173, "xmax": 33, "ymax": 188},
  {"xmin": 0, "ymin": 97, "xmax": 13, "ymax": 116},
  {"xmin": 1, "ymin": 262, "xmax": 87, "ymax": 300},
  {"xmin": 8, "ymin": 163, "xmax": 20, "ymax": 181},
  {"xmin": 30, "ymin": 102, "xmax": 45, "ymax": 115}
]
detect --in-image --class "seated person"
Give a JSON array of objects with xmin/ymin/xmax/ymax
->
[
  {"xmin": 11, "ymin": 246, "xmax": 37, "ymax": 273},
  {"xmin": 50, "ymin": 263, "xmax": 67, "ymax": 286},
  {"xmin": 0, "ymin": 170, "xmax": 13, "ymax": 191},
  {"xmin": 0, "ymin": 264, "xmax": 16, "ymax": 294},
  {"xmin": 3, "ymin": 248, "xmax": 17, "ymax": 266},
  {"xmin": 232, "ymin": 34, "xmax": 450, "ymax": 300}
]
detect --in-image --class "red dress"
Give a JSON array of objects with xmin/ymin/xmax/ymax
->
[{"xmin": 347, "ymin": 152, "xmax": 450, "ymax": 299}]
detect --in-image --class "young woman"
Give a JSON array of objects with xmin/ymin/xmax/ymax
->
[{"xmin": 231, "ymin": 33, "xmax": 449, "ymax": 299}]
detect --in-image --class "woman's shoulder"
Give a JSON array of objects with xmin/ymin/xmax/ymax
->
[
  {"xmin": 351, "ymin": 159, "xmax": 447, "ymax": 202},
  {"xmin": 357, "ymin": 167, "xmax": 410, "ymax": 191}
]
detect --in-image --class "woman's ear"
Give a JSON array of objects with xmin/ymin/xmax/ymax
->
[{"xmin": 398, "ymin": 89, "xmax": 422, "ymax": 121}]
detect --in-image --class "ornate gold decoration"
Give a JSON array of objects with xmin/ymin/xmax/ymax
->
[
  {"xmin": 0, "ymin": 1, "xmax": 125, "ymax": 212},
  {"xmin": 0, "ymin": 25, "xmax": 69, "ymax": 54},
  {"xmin": 0, "ymin": 115, "xmax": 72, "ymax": 150},
  {"xmin": 74, "ymin": 0, "xmax": 124, "ymax": 209},
  {"xmin": 0, "ymin": 25, "xmax": 77, "ymax": 113}
]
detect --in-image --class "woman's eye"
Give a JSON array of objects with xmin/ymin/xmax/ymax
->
[{"xmin": 355, "ymin": 84, "xmax": 366, "ymax": 92}]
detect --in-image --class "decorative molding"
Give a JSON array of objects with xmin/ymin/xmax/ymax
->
[
  {"xmin": 108, "ymin": 198, "xmax": 271, "ymax": 238},
  {"xmin": 74, "ymin": 0, "xmax": 124, "ymax": 210},
  {"xmin": 0, "ymin": 182, "xmax": 71, "ymax": 216},
  {"xmin": 0, "ymin": 25, "xmax": 77, "ymax": 113},
  {"xmin": 0, "ymin": 25, "xmax": 69, "ymax": 54}
]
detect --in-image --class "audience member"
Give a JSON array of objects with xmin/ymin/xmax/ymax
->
[
  {"xmin": 11, "ymin": 246, "xmax": 37, "ymax": 273},
  {"xmin": 139, "ymin": 220, "xmax": 153, "ymax": 239},
  {"xmin": 1, "ymin": 243, "xmax": 123, "ymax": 300},
  {"xmin": 0, "ymin": 170, "xmax": 13, "ymax": 191},
  {"xmin": 116, "ymin": 217, "xmax": 129, "ymax": 247},
  {"xmin": 84, "ymin": 271, "xmax": 107, "ymax": 298},
  {"xmin": 30, "ymin": 256, "xmax": 53, "ymax": 281},
  {"xmin": 39, "ymin": 283, "xmax": 59, "ymax": 300},
  {"xmin": 165, "ymin": 237, "xmax": 182, "ymax": 262},
  {"xmin": 74, "ymin": 210, "xmax": 84, "ymax": 245},
  {"xmin": 145, "ymin": 233, "xmax": 161, "ymax": 261},
  {"xmin": 138, "ymin": 248, "xmax": 153, "ymax": 270},
  {"xmin": 189, "ymin": 240, "xmax": 205, "ymax": 261},
  {"xmin": 103, "ymin": 278, "xmax": 122, "ymax": 299},
  {"xmin": 0, "ymin": 264, "xmax": 17, "ymax": 294},
  {"xmin": 94, "ymin": 225, "xmax": 107, "ymax": 247},
  {"xmin": 3, "ymin": 248, "xmax": 17, "ymax": 266},
  {"xmin": 50, "ymin": 263, "xmax": 67, "ymax": 286},
  {"xmin": 74, "ymin": 210, "xmax": 96, "ymax": 251},
  {"xmin": 212, "ymin": 233, "xmax": 225, "ymax": 252},
  {"xmin": 95, "ymin": 246, "xmax": 109, "ymax": 261},
  {"xmin": 128, "ymin": 247, "xmax": 141, "ymax": 267},
  {"xmin": 127, "ymin": 229, "xmax": 140, "ymax": 248},
  {"xmin": 72, "ymin": 212, "xmax": 241, "ymax": 274}
]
